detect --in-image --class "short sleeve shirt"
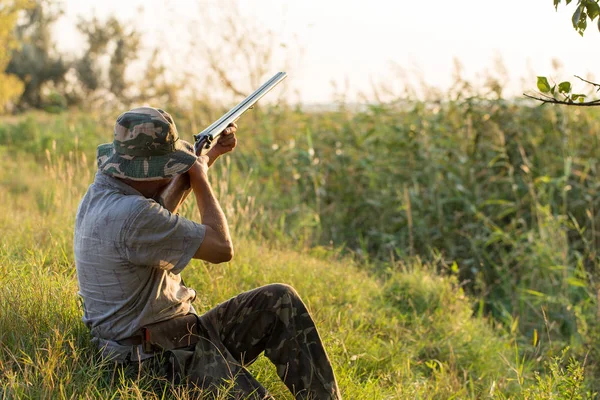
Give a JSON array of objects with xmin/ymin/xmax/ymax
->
[{"xmin": 74, "ymin": 171, "xmax": 206, "ymax": 361}]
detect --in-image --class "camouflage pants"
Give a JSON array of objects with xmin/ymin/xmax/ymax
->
[{"xmin": 153, "ymin": 284, "xmax": 341, "ymax": 399}]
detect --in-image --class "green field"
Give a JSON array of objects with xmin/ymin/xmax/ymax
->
[{"xmin": 0, "ymin": 101, "xmax": 598, "ymax": 398}]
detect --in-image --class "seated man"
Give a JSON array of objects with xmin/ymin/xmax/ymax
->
[{"xmin": 74, "ymin": 107, "xmax": 341, "ymax": 399}]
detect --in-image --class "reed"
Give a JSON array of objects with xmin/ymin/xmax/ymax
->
[{"xmin": 0, "ymin": 98, "xmax": 598, "ymax": 397}]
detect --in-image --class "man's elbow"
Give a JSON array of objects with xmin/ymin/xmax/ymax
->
[
  {"xmin": 220, "ymin": 244, "xmax": 234, "ymax": 263},
  {"xmin": 212, "ymin": 243, "xmax": 234, "ymax": 263},
  {"xmin": 194, "ymin": 229, "xmax": 234, "ymax": 263}
]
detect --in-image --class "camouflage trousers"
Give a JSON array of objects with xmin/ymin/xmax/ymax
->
[{"xmin": 147, "ymin": 284, "xmax": 341, "ymax": 399}]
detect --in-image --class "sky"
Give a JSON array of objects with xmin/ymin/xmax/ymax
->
[{"xmin": 54, "ymin": 0, "xmax": 600, "ymax": 104}]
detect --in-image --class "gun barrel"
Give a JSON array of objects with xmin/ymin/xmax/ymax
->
[
  {"xmin": 156, "ymin": 72, "xmax": 287, "ymax": 212},
  {"xmin": 194, "ymin": 71, "xmax": 287, "ymax": 154}
]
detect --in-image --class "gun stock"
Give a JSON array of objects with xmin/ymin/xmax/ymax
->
[
  {"xmin": 156, "ymin": 72, "xmax": 287, "ymax": 213},
  {"xmin": 158, "ymin": 173, "xmax": 191, "ymax": 213}
]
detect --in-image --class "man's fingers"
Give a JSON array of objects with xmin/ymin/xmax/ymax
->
[
  {"xmin": 222, "ymin": 123, "xmax": 238, "ymax": 135},
  {"xmin": 227, "ymin": 136, "xmax": 237, "ymax": 148},
  {"xmin": 214, "ymin": 122, "xmax": 238, "ymax": 151},
  {"xmin": 218, "ymin": 133, "xmax": 235, "ymax": 144}
]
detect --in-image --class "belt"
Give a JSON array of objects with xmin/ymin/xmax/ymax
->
[{"xmin": 117, "ymin": 314, "xmax": 200, "ymax": 353}]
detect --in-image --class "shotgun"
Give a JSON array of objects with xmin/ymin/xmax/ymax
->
[{"xmin": 156, "ymin": 72, "xmax": 287, "ymax": 213}]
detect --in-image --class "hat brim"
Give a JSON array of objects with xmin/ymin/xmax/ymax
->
[{"xmin": 96, "ymin": 139, "xmax": 197, "ymax": 181}]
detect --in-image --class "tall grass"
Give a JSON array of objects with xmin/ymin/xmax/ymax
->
[
  {"xmin": 0, "ymin": 95, "xmax": 599, "ymax": 396},
  {"xmin": 213, "ymin": 100, "xmax": 600, "ymax": 371},
  {"xmin": 0, "ymin": 147, "xmax": 517, "ymax": 398}
]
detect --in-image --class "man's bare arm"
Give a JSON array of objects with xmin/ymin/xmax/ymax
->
[
  {"xmin": 205, "ymin": 123, "xmax": 237, "ymax": 167},
  {"xmin": 188, "ymin": 156, "xmax": 233, "ymax": 263}
]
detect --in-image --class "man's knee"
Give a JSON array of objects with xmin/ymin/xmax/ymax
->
[{"xmin": 261, "ymin": 283, "xmax": 301, "ymax": 302}]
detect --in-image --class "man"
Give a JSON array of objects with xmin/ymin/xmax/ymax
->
[{"xmin": 74, "ymin": 107, "xmax": 341, "ymax": 399}]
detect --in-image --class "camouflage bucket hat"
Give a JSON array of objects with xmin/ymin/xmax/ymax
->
[{"xmin": 97, "ymin": 107, "xmax": 197, "ymax": 181}]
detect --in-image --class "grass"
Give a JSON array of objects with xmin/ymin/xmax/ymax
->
[{"xmin": 0, "ymin": 103, "xmax": 598, "ymax": 398}]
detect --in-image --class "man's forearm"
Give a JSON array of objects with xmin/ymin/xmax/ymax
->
[
  {"xmin": 188, "ymin": 138, "xmax": 236, "ymax": 263},
  {"xmin": 190, "ymin": 171, "xmax": 233, "ymax": 262},
  {"xmin": 206, "ymin": 149, "xmax": 220, "ymax": 168}
]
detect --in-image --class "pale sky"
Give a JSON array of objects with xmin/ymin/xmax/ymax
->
[{"xmin": 55, "ymin": 0, "xmax": 600, "ymax": 104}]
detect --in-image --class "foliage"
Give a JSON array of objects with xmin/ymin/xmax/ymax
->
[
  {"xmin": 0, "ymin": 0, "xmax": 287, "ymax": 114},
  {"xmin": 5, "ymin": 0, "xmax": 69, "ymax": 110},
  {"xmin": 522, "ymin": 349, "xmax": 590, "ymax": 399},
  {"xmin": 194, "ymin": 98, "xmax": 600, "ymax": 366},
  {"xmin": 0, "ymin": 1, "xmax": 599, "ymax": 396},
  {"xmin": 2, "ymin": 0, "xmax": 142, "ymax": 112},
  {"xmin": 0, "ymin": 0, "xmax": 32, "ymax": 112},
  {"xmin": 75, "ymin": 15, "xmax": 140, "ymax": 104},
  {"xmin": 2, "ymin": 89, "xmax": 600, "ymax": 392},
  {"xmin": 0, "ymin": 136, "xmax": 593, "ymax": 397},
  {"xmin": 136, "ymin": 49, "xmax": 184, "ymax": 106},
  {"xmin": 2, "ymin": 95, "xmax": 600, "ymax": 368},
  {"xmin": 553, "ymin": 0, "xmax": 600, "ymax": 36},
  {"xmin": 527, "ymin": 1, "xmax": 600, "ymax": 105}
]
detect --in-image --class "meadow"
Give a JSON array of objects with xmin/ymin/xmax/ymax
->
[{"xmin": 0, "ymin": 94, "xmax": 598, "ymax": 398}]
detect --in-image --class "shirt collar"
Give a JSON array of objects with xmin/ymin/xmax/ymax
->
[{"xmin": 94, "ymin": 171, "xmax": 144, "ymax": 197}]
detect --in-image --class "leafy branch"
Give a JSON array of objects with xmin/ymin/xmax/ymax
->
[
  {"xmin": 525, "ymin": 1, "xmax": 600, "ymax": 106},
  {"xmin": 523, "ymin": 75, "xmax": 600, "ymax": 106},
  {"xmin": 554, "ymin": 0, "xmax": 600, "ymax": 35}
]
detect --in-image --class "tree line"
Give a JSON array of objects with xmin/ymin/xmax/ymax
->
[{"xmin": 0, "ymin": 0, "xmax": 181, "ymax": 114}]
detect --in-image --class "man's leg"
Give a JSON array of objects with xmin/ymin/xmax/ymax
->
[
  {"xmin": 199, "ymin": 283, "xmax": 342, "ymax": 400},
  {"xmin": 163, "ymin": 335, "xmax": 273, "ymax": 399}
]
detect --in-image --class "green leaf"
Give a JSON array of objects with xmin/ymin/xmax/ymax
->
[
  {"xmin": 554, "ymin": 0, "xmax": 560, "ymax": 9},
  {"xmin": 524, "ymin": 289, "xmax": 545, "ymax": 297},
  {"xmin": 587, "ymin": 1, "xmax": 600, "ymax": 20},
  {"xmin": 572, "ymin": 4, "xmax": 589, "ymax": 35},
  {"xmin": 567, "ymin": 277, "xmax": 587, "ymax": 287},
  {"xmin": 510, "ymin": 317, "xmax": 519, "ymax": 334},
  {"xmin": 580, "ymin": 13, "xmax": 588, "ymax": 34},
  {"xmin": 534, "ymin": 175, "xmax": 552, "ymax": 184},
  {"xmin": 558, "ymin": 81, "xmax": 572, "ymax": 93},
  {"xmin": 571, "ymin": 93, "xmax": 586, "ymax": 101},
  {"xmin": 537, "ymin": 76, "xmax": 551, "ymax": 93},
  {"xmin": 573, "ymin": 4, "xmax": 583, "ymax": 29},
  {"xmin": 451, "ymin": 261, "xmax": 459, "ymax": 273}
]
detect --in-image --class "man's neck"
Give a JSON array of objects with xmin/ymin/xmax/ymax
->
[{"xmin": 118, "ymin": 178, "xmax": 172, "ymax": 199}]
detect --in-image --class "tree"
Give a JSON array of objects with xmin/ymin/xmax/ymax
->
[
  {"xmin": 0, "ymin": 0, "xmax": 32, "ymax": 113},
  {"xmin": 525, "ymin": 0, "xmax": 600, "ymax": 105},
  {"xmin": 136, "ymin": 48, "xmax": 184, "ymax": 106},
  {"xmin": 6, "ymin": 0, "xmax": 68, "ymax": 110},
  {"xmin": 75, "ymin": 15, "xmax": 140, "ymax": 105}
]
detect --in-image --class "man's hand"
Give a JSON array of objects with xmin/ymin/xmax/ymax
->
[{"xmin": 206, "ymin": 123, "xmax": 237, "ymax": 166}]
